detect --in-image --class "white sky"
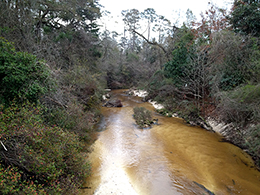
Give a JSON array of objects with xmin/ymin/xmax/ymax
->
[{"xmin": 98, "ymin": 0, "xmax": 233, "ymax": 36}]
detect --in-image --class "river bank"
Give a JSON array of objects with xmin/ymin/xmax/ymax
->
[{"xmin": 124, "ymin": 88, "xmax": 260, "ymax": 170}]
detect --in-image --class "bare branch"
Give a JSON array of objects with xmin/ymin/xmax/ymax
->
[
  {"xmin": 132, "ymin": 29, "xmax": 167, "ymax": 54},
  {"xmin": 0, "ymin": 141, "xmax": 7, "ymax": 151}
]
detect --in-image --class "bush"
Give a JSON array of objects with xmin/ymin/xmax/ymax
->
[
  {"xmin": 0, "ymin": 165, "xmax": 46, "ymax": 195},
  {"xmin": 62, "ymin": 65, "xmax": 104, "ymax": 109},
  {"xmin": 218, "ymin": 84, "xmax": 260, "ymax": 126},
  {"xmin": 0, "ymin": 102, "xmax": 91, "ymax": 194},
  {"xmin": 0, "ymin": 38, "xmax": 50, "ymax": 105},
  {"xmin": 243, "ymin": 124, "xmax": 260, "ymax": 167},
  {"xmin": 216, "ymin": 84, "xmax": 260, "ymax": 167},
  {"xmin": 133, "ymin": 107, "xmax": 152, "ymax": 128},
  {"xmin": 44, "ymin": 101, "xmax": 100, "ymax": 142}
]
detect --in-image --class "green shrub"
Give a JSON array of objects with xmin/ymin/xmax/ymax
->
[
  {"xmin": 218, "ymin": 84, "xmax": 260, "ymax": 126},
  {"xmin": 0, "ymin": 37, "xmax": 50, "ymax": 105},
  {"xmin": 229, "ymin": 84, "xmax": 260, "ymax": 104},
  {"xmin": 133, "ymin": 107, "xmax": 152, "ymax": 128},
  {"xmin": 44, "ymin": 101, "xmax": 100, "ymax": 142},
  {"xmin": 62, "ymin": 65, "xmax": 103, "ymax": 109},
  {"xmin": 0, "ymin": 102, "xmax": 91, "ymax": 194},
  {"xmin": 0, "ymin": 165, "xmax": 46, "ymax": 195},
  {"xmin": 210, "ymin": 31, "xmax": 260, "ymax": 91}
]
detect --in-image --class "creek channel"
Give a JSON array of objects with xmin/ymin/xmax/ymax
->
[{"xmin": 81, "ymin": 89, "xmax": 260, "ymax": 195}]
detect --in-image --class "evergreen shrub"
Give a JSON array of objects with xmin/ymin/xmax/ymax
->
[
  {"xmin": 0, "ymin": 102, "xmax": 91, "ymax": 194},
  {"xmin": 0, "ymin": 38, "xmax": 50, "ymax": 105}
]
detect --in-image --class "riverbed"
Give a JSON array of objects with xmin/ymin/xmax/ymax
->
[{"xmin": 81, "ymin": 89, "xmax": 260, "ymax": 195}]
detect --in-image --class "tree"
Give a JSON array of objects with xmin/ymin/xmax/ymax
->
[
  {"xmin": 164, "ymin": 25, "xmax": 195, "ymax": 85},
  {"xmin": 0, "ymin": 0, "xmax": 101, "ymax": 52},
  {"xmin": 122, "ymin": 9, "xmax": 140, "ymax": 51},
  {"xmin": 210, "ymin": 31, "xmax": 260, "ymax": 91},
  {"xmin": 153, "ymin": 15, "xmax": 172, "ymax": 42},
  {"xmin": 0, "ymin": 1, "xmax": 105, "ymax": 194},
  {"xmin": 185, "ymin": 9, "xmax": 197, "ymax": 28},
  {"xmin": 229, "ymin": 0, "xmax": 260, "ymax": 36},
  {"xmin": 193, "ymin": 3, "xmax": 228, "ymax": 42},
  {"xmin": 141, "ymin": 8, "xmax": 157, "ymax": 41}
]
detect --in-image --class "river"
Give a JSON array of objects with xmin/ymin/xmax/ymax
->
[{"xmin": 81, "ymin": 89, "xmax": 260, "ymax": 195}]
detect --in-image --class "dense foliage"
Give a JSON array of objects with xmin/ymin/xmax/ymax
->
[
  {"xmin": 0, "ymin": 0, "xmax": 103, "ymax": 194},
  {"xmin": 0, "ymin": 38, "xmax": 50, "ymax": 105},
  {"xmin": 0, "ymin": 103, "xmax": 90, "ymax": 194},
  {"xmin": 229, "ymin": 0, "xmax": 260, "ymax": 36},
  {"xmin": 0, "ymin": 38, "xmax": 97, "ymax": 194},
  {"xmin": 164, "ymin": 26, "xmax": 195, "ymax": 86}
]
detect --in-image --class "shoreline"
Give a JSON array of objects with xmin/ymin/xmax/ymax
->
[
  {"xmin": 125, "ymin": 89, "xmax": 243, "ymax": 137},
  {"xmin": 125, "ymin": 88, "xmax": 260, "ymax": 170}
]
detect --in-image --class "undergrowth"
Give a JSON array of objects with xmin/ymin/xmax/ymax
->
[{"xmin": 0, "ymin": 102, "xmax": 91, "ymax": 194}]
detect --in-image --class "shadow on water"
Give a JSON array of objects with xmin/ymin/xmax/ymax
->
[{"xmin": 94, "ymin": 116, "xmax": 107, "ymax": 132}]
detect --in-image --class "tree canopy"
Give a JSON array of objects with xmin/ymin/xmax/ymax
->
[{"xmin": 229, "ymin": 0, "xmax": 260, "ymax": 36}]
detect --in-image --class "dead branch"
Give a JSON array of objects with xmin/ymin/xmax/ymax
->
[
  {"xmin": 132, "ymin": 29, "xmax": 167, "ymax": 54},
  {"xmin": 0, "ymin": 141, "xmax": 7, "ymax": 151},
  {"xmin": 45, "ymin": 96, "xmax": 68, "ymax": 109}
]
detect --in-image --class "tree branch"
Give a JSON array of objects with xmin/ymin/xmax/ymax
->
[
  {"xmin": 0, "ymin": 141, "xmax": 7, "ymax": 151},
  {"xmin": 132, "ymin": 29, "xmax": 167, "ymax": 54}
]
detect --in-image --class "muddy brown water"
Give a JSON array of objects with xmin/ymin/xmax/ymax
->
[{"xmin": 81, "ymin": 90, "xmax": 260, "ymax": 195}]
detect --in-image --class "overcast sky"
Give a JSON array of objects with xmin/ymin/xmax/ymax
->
[{"xmin": 98, "ymin": 0, "xmax": 234, "ymax": 35}]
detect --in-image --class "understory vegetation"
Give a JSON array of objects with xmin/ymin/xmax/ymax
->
[
  {"xmin": 0, "ymin": 0, "xmax": 104, "ymax": 194},
  {"xmin": 0, "ymin": 38, "xmax": 97, "ymax": 194},
  {"xmin": 0, "ymin": 103, "xmax": 90, "ymax": 194}
]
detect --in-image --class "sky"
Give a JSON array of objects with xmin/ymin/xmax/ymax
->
[{"xmin": 98, "ymin": 0, "xmax": 234, "ymax": 36}]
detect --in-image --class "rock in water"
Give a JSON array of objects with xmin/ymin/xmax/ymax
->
[{"xmin": 103, "ymin": 98, "xmax": 123, "ymax": 107}]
